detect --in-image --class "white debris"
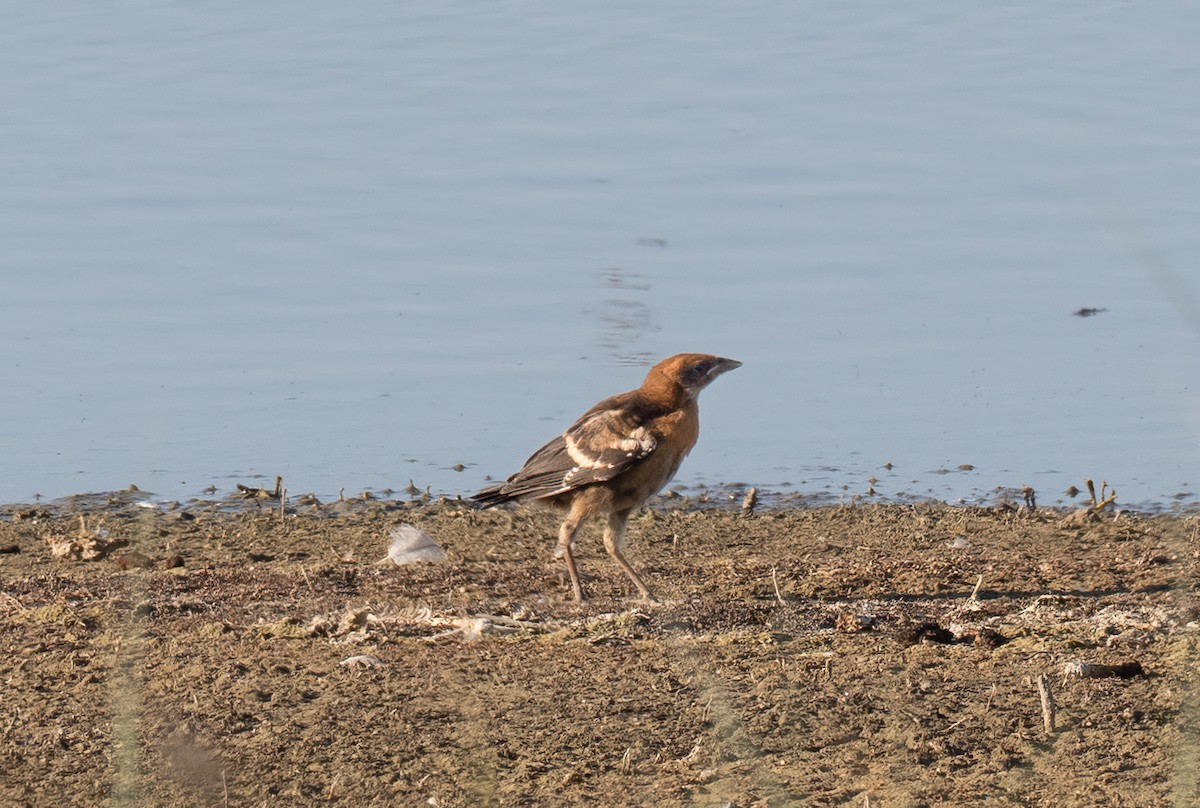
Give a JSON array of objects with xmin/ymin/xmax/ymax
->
[
  {"xmin": 46, "ymin": 516, "xmax": 114, "ymax": 561},
  {"xmin": 339, "ymin": 654, "xmax": 385, "ymax": 669},
  {"xmin": 427, "ymin": 616, "xmax": 526, "ymax": 643},
  {"xmin": 1062, "ymin": 659, "xmax": 1144, "ymax": 679},
  {"xmin": 383, "ymin": 525, "xmax": 445, "ymax": 565}
]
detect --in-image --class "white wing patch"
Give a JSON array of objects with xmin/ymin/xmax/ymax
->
[
  {"xmin": 620, "ymin": 427, "xmax": 656, "ymax": 456},
  {"xmin": 560, "ymin": 420, "xmax": 657, "ymax": 488},
  {"xmin": 565, "ymin": 425, "xmax": 656, "ymax": 468},
  {"xmin": 565, "ymin": 433, "xmax": 606, "ymax": 469}
]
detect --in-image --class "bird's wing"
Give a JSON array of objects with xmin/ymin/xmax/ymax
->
[
  {"xmin": 559, "ymin": 404, "xmax": 658, "ymax": 490},
  {"xmin": 473, "ymin": 398, "xmax": 659, "ymax": 504}
]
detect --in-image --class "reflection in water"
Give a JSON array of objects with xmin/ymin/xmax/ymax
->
[{"xmin": 590, "ymin": 269, "xmax": 658, "ymax": 366}]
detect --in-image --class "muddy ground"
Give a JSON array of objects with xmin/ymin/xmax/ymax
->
[{"xmin": 1, "ymin": 491, "xmax": 1198, "ymax": 806}]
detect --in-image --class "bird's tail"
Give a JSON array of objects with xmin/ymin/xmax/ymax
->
[{"xmin": 470, "ymin": 484, "xmax": 514, "ymax": 509}]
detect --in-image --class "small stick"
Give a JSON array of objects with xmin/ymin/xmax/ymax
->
[
  {"xmin": 945, "ymin": 714, "xmax": 970, "ymax": 731},
  {"xmin": 969, "ymin": 574, "xmax": 984, "ymax": 601},
  {"xmin": 1036, "ymin": 673, "xmax": 1056, "ymax": 734},
  {"xmin": 771, "ymin": 566, "xmax": 786, "ymax": 605},
  {"xmin": 1084, "ymin": 478, "xmax": 1117, "ymax": 512}
]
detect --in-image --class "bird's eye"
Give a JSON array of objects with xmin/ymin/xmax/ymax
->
[{"xmin": 693, "ymin": 361, "xmax": 712, "ymax": 376}]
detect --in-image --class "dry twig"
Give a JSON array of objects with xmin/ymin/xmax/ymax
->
[
  {"xmin": 969, "ymin": 574, "xmax": 984, "ymax": 601},
  {"xmin": 1036, "ymin": 673, "xmax": 1056, "ymax": 734},
  {"xmin": 1085, "ymin": 479, "xmax": 1117, "ymax": 512},
  {"xmin": 771, "ymin": 566, "xmax": 786, "ymax": 605}
]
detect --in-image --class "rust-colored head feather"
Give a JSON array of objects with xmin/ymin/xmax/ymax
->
[{"xmin": 642, "ymin": 353, "xmax": 742, "ymax": 403}]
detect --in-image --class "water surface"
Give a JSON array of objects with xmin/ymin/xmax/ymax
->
[{"xmin": 2, "ymin": 3, "xmax": 1197, "ymax": 508}]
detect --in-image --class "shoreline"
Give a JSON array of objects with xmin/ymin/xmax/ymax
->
[{"xmin": 3, "ymin": 478, "xmax": 1196, "ymax": 521}]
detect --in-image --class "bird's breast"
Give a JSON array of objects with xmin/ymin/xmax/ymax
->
[{"xmin": 613, "ymin": 404, "xmax": 699, "ymax": 505}]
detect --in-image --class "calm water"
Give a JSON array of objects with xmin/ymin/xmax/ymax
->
[{"xmin": 2, "ymin": 3, "xmax": 1197, "ymax": 509}]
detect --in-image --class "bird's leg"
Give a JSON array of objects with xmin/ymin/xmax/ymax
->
[
  {"xmin": 603, "ymin": 510, "xmax": 657, "ymax": 603},
  {"xmin": 557, "ymin": 511, "xmax": 585, "ymax": 602}
]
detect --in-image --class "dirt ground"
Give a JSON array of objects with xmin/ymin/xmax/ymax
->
[{"xmin": 1, "ymin": 489, "xmax": 1198, "ymax": 806}]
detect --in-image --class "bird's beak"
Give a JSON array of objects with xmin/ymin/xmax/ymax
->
[
  {"xmin": 712, "ymin": 357, "xmax": 742, "ymax": 377},
  {"xmin": 681, "ymin": 356, "xmax": 742, "ymax": 396}
]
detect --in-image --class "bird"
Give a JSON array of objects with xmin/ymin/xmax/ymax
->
[{"xmin": 472, "ymin": 353, "xmax": 741, "ymax": 602}]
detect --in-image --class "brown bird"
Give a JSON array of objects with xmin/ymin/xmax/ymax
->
[{"xmin": 472, "ymin": 353, "xmax": 741, "ymax": 602}]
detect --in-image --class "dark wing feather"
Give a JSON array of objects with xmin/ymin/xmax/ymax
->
[
  {"xmin": 472, "ymin": 396, "xmax": 659, "ymax": 507},
  {"xmin": 472, "ymin": 435, "xmax": 574, "ymax": 505}
]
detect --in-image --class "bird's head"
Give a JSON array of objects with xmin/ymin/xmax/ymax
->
[{"xmin": 648, "ymin": 353, "xmax": 742, "ymax": 399}]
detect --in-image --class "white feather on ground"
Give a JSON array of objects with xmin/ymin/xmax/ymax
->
[{"xmin": 383, "ymin": 524, "xmax": 445, "ymax": 565}]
